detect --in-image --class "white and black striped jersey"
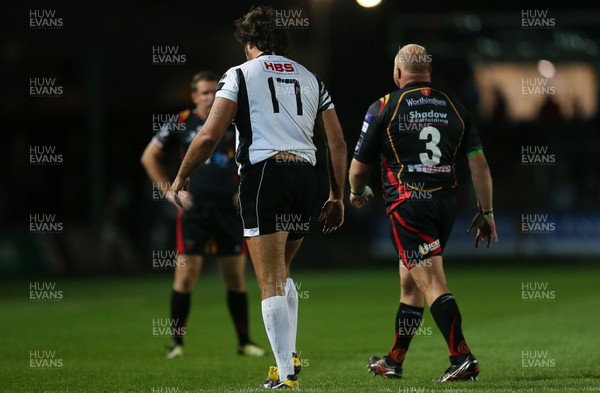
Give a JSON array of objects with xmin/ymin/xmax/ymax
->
[{"xmin": 216, "ymin": 53, "xmax": 334, "ymax": 172}]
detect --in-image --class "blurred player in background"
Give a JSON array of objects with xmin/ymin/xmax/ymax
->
[
  {"xmin": 169, "ymin": 6, "xmax": 347, "ymax": 389},
  {"xmin": 141, "ymin": 72, "xmax": 265, "ymax": 359},
  {"xmin": 350, "ymin": 44, "xmax": 497, "ymax": 382}
]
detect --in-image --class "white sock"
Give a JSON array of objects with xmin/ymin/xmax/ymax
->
[
  {"xmin": 285, "ymin": 278, "xmax": 298, "ymax": 354},
  {"xmin": 261, "ymin": 296, "xmax": 294, "ymax": 379}
]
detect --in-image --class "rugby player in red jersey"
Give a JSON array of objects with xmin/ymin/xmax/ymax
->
[{"xmin": 350, "ymin": 44, "xmax": 497, "ymax": 382}]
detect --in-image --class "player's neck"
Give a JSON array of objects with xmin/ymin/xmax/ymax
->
[
  {"xmin": 400, "ymin": 75, "xmax": 430, "ymax": 88},
  {"xmin": 247, "ymin": 47, "xmax": 263, "ymax": 60}
]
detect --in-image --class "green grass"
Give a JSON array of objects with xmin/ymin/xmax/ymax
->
[{"xmin": 1, "ymin": 265, "xmax": 600, "ymax": 392}]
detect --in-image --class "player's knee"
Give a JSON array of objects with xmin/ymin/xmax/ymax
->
[
  {"xmin": 260, "ymin": 277, "xmax": 286, "ymax": 297},
  {"xmin": 223, "ymin": 273, "xmax": 245, "ymax": 292},
  {"xmin": 427, "ymin": 274, "xmax": 448, "ymax": 292},
  {"xmin": 175, "ymin": 271, "xmax": 198, "ymax": 292},
  {"xmin": 228, "ymin": 283, "xmax": 245, "ymax": 293},
  {"xmin": 401, "ymin": 282, "xmax": 420, "ymax": 297},
  {"xmin": 411, "ymin": 275, "xmax": 433, "ymax": 293},
  {"xmin": 181, "ymin": 279, "xmax": 193, "ymax": 292}
]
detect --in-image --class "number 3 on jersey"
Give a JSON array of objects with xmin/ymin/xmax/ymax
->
[
  {"xmin": 419, "ymin": 126, "xmax": 442, "ymax": 166},
  {"xmin": 267, "ymin": 77, "xmax": 303, "ymax": 116}
]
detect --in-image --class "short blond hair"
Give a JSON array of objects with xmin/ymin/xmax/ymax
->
[{"xmin": 395, "ymin": 44, "xmax": 431, "ymax": 73}]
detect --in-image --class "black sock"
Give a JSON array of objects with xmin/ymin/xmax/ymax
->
[
  {"xmin": 170, "ymin": 290, "xmax": 191, "ymax": 346},
  {"xmin": 430, "ymin": 293, "xmax": 471, "ymax": 357},
  {"xmin": 227, "ymin": 290, "xmax": 250, "ymax": 346},
  {"xmin": 388, "ymin": 303, "xmax": 424, "ymax": 364}
]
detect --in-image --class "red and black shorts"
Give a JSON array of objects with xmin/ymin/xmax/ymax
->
[
  {"xmin": 238, "ymin": 159, "xmax": 317, "ymax": 240},
  {"xmin": 176, "ymin": 195, "xmax": 245, "ymax": 256},
  {"xmin": 389, "ymin": 188, "xmax": 457, "ymax": 269}
]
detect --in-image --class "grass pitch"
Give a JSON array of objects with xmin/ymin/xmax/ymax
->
[{"xmin": 1, "ymin": 265, "xmax": 599, "ymax": 392}]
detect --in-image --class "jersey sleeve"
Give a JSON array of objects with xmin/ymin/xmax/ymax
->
[
  {"xmin": 353, "ymin": 99, "xmax": 384, "ymax": 164},
  {"xmin": 215, "ymin": 67, "xmax": 239, "ymax": 103},
  {"xmin": 314, "ymin": 74, "xmax": 334, "ymax": 112}
]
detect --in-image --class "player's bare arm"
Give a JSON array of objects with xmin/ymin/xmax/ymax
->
[
  {"xmin": 141, "ymin": 142, "xmax": 169, "ymax": 190},
  {"xmin": 141, "ymin": 141, "xmax": 194, "ymax": 210},
  {"xmin": 315, "ymin": 108, "xmax": 347, "ymax": 233},
  {"xmin": 349, "ymin": 159, "xmax": 374, "ymax": 208},
  {"xmin": 467, "ymin": 152, "xmax": 498, "ymax": 248},
  {"xmin": 171, "ymin": 97, "xmax": 237, "ymax": 206}
]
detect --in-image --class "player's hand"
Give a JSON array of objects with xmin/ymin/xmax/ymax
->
[
  {"xmin": 168, "ymin": 176, "xmax": 193, "ymax": 210},
  {"xmin": 467, "ymin": 212, "xmax": 498, "ymax": 248},
  {"xmin": 318, "ymin": 199, "xmax": 344, "ymax": 234},
  {"xmin": 349, "ymin": 186, "xmax": 374, "ymax": 208}
]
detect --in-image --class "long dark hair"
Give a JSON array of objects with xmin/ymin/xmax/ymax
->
[{"xmin": 234, "ymin": 6, "xmax": 290, "ymax": 56}]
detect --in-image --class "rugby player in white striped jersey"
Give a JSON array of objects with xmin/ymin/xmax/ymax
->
[{"xmin": 170, "ymin": 6, "xmax": 347, "ymax": 389}]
